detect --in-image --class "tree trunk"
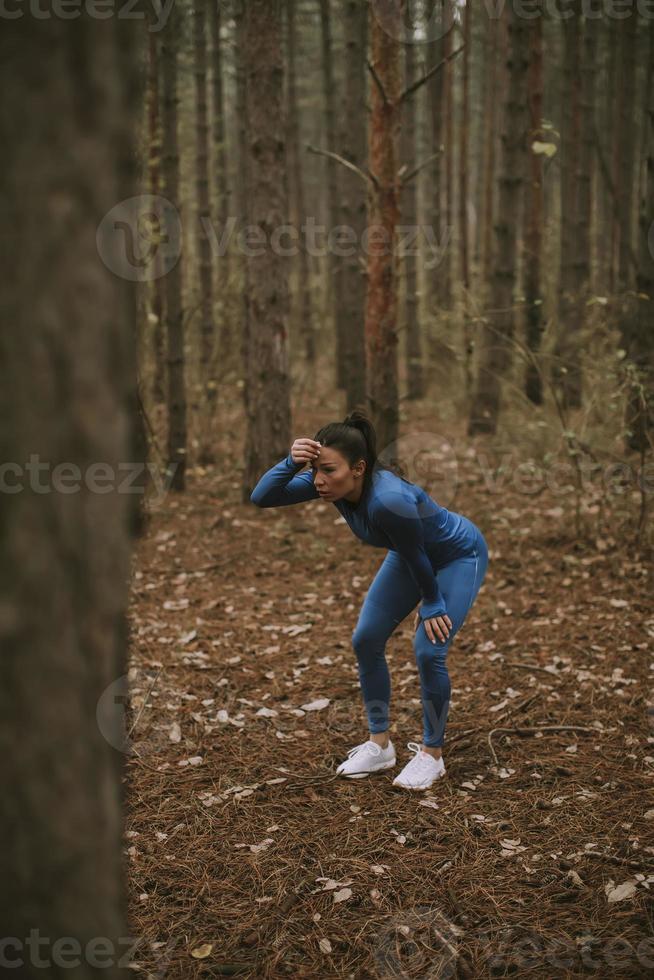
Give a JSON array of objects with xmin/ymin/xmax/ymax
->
[
  {"xmin": 234, "ymin": 3, "xmax": 250, "ymax": 393},
  {"xmin": 365, "ymin": 0, "xmax": 405, "ymax": 449},
  {"xmin": 624, "ymin": 17, "xmax": 654, "ymax": 452},
  {"xmin": 458, "ymin": 0, "xmax": 472, "ymax": 395},
  {"xmin": 147, "ymin": 26, "xmax": 166, "ymax": 408},
  {"xmin": 481, "ymin": 6, "xmax": 500, "ymax": 293},
  {"xmin": 402, "ymin": 6, "xmax": 424, "ymax": 401},
  {"xmin": 426, "ymin": 0, "xmax": 446, "ymax": 313},
  {"xmin": 162, "ymin": 0, "xmax": 186, "ymax": 490},
  {"xmin": 524, "ymin": 2, "xmax": 545, "ymax": 406},
  {"xmin": 242, "ymin": 0, "xmax": 292, "ymax": 496},
  {"xmin": 571, "ymin": 2, "xmax": 598, "ymax": 392},
  {"xmin": 467, "ymin": 1, "xmax": 528, "ymax": 435},
  {"xmin": 195, "ymin": 0, "xmax": 216, "ymax": 464},
  {"xmin": 616, "ymin": 5, "xmax": 638, "ymax": 292},
  {"xmin": 552, "ymin": 0, "xmax": 583, "ymax": 411},
  {"xmin": 319, "ymin": 0, "xmax": 345, "ymax": 389},
  {"xmin": 342, "ymin": 0, "xmax": 368, "ymax": 410},
  {"xmin": 0, "ymin": 13, "xmax": 144, "ymax": 966},
  {"xmin": 441, "ymin": 0, "xmax": 454, "ymax": 310},
  {"xmin": 209, "ymin": 0, "xmax": 232, "ymax": 369},
  {"xmin": 286, "ymin": 0, "xmax": 315, "ymax": 364}
]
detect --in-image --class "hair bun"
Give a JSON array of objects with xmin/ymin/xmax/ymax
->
[{"xmin": 343, "ymin": 409, "xmax": 368, "ymax": 428}]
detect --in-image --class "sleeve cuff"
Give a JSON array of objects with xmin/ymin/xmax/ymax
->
[{"xmin": 419, "ymin": 598, "xmax": 447, "ymax": 620}]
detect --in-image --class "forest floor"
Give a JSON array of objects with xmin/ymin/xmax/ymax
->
[{"xmin": 123, "ymin": 385, "xmax": 654, "ymax": 979}]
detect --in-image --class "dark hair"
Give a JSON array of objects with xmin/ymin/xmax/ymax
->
[{"xmin": 313, "ymin": 408, "xmax": 411, "ymax": 504}]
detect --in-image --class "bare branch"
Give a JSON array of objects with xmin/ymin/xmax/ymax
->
[
  {"xmin": 399, "ymin": 149, "xmax": 443, "ymax": 186},
  {"xmin": 306, "ymin": 143, "xmax": 379, "ymax": 190},
  {"xmin": 366, "ymin": 58, "xmax": 389, "ymax": 106},
  {"xmin": 399, "ymin": 41, "xmax": 464, "ymax": 105}
]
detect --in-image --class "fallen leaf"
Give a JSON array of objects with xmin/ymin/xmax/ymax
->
[
  {"xmin": 605, "ymin": 879, "xmax": 637, "ymax": 903},
  {"xmin": 190, "ymin": 943, "xmax": 213, "ymax": 959}
]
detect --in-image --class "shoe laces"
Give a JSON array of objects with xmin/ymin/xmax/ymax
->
[
  {"xmin": 405, "ymin": 741, "xmax": 440, "ymax": 772},
  {"xmin": 347, "ymin": 740, "xmax": 382, "ymax": 759}
]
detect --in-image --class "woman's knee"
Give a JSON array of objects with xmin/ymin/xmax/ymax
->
[
  {"xmin": 352, "ymin": 621, "xmax": 384, "ymax": 656},
  {"xmin": 413, "ymin": 632, "xmax": 450, "ymax": 671}
]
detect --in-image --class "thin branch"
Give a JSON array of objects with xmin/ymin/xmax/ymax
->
[
  {"xmin": 366, "ymin": 58, "xmax": 389, "ymax": 106},
  {"xmin": 399, "ymin": 41, "xmax": 464, "ymax": 105},
  {"xmin": 399, "ymin": 149, "xmax": 442, "ymax": 186},
  {"xmin": 306, "ymin": 143, "xmax": 379, "ymax": 190}
]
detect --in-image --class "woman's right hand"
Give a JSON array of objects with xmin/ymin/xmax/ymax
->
[{"xmin": 290, "ymin": 438, "xmax": 321, "ymax": 466}]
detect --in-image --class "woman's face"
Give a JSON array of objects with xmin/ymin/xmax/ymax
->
[{"xmin": 310, "ymin": 445, "xmax": 366, "ymax": 501}]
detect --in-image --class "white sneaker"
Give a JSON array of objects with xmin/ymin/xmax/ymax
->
[
  {"xmin": 392, "ymin": 741, "xmax": 446, "ymax": 790},
  {"xmin": 336, "ymin": 738, "xmax": 396, "ymax": 778}
]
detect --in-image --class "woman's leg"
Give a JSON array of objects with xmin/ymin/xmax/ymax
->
[
  {"xmin": 413, "ymin": 532, "xmax": 489, "ymax": 749},
  {"xmin": 351, "ymin": 551, "xmax": 421, "ymax": 737}
]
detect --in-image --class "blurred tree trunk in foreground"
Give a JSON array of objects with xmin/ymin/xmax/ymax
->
[{"xmin": 0, "ymin": 14, "xmax": 145, "ymax": 972}]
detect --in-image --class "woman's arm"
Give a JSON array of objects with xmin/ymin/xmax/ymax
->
[
  {"xmin": 250, "ymin": 452, "xmax": 321, "ymax": 507},
  {"xmin": 371, "ymin": 493, "xmax": 448, "ymax": 619}
]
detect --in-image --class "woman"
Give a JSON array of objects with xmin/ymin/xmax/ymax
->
[{"xmin": 250, "ymin": 410, "xmax": 488, "ymax": 791}]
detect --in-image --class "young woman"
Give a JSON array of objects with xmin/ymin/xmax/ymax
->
[{"xmin": 250, "ymin": 409, "xmax": 488, "ymax": 791}]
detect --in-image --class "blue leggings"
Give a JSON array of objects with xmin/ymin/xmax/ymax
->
[{"xmin": 350, "ymin": 524, "xmax": 488, "ymax": 748}]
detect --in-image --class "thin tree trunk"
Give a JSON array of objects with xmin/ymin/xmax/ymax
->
[
  {"xmin": 524, "ymin": 2, "xmax": 545, "ymax": 405},
  {"xmin": 242, "ymin": 0, "xmax": 292, "ymax": 495},
  {"xmin": 0, "ymin": 12, "xmax": 144, "ymax": 962},
  {"xmin": 319, "ymin": 0, "xmax": 345, "ymax": 388},
  {"xmin": 552, "ymin": 0, "xmax": 583, "ymax": 410},
  {"xmin": 624, "ymin": 17, "xmax": 654, "ymax": 452},
  {"xmin": 468, "ymin": 1, "xmax": 528, "ymax": 434},
  {"xmin": 286, "ymin": 0, "xmax": 315, "ymax": 364},
  {"xmin": 617, "ymin": 6, "xmax": 638, "ymax": 292},
  {"xmin": 571, "ymin": 2, "xmax": 598, "ymax": 392},
  {"xmin": 148, "ymin": 26, "xmax": 166, "ymax": 408},
  {"xmin": 366, "ymin": 0, "xmax": 405, "ymax": 447},
  {"xmin": 235, "ymin": 4, "xmax": 251, "ymax": 461},
  {"xmin": 606, "ymin": 15, "xmax": 619, "ymax": 291},
  {"xmin": 458, "ymin": 0, "xmax": 472, "ymax": 395},
  {"xmin": 402, "ymin": 6, "xmax": 424, "ymax": 401},
  {"xmin": 209, "ymin": 0, "xmax": 232, "ymax": 367},
  {"xmin": 195, "ymin": 0, "xmax": 216, "ymax": 464},
  {"xmin": 441, "ymin": 0, "xmax": 454, "ymax": 310},
  {"xmin": 481, "ymin": 7, "xmax": 500, "ymax": 293},
  {"xmin": 162, "ymin": 1, "xmax": 186, "ymax": 490},
  {"xmin": 426, "ymin": 0, "xmax": 446, "ymax": 313},
  {"xmin": 342, "ymin": 0, "xmax": 368, "ymax": 409}
]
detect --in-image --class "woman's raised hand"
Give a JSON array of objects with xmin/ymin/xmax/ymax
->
[{"xmin": 290, "ymin": 437, "xmax": 321, "ymax": 466}]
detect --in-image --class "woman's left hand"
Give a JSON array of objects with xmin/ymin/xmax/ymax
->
[{"xmin": 413, "ymin": 611, "xmax": 452, "ymax": 644}]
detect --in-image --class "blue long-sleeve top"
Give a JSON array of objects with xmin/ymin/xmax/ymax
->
[{"xmin": 250, "ymin": 452, "xmax": 479, "ymax": 620}]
